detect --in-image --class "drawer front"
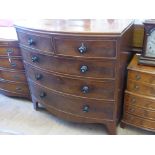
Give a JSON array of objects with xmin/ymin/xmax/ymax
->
[
  {"xmin": 123, "ymin": 113, "xmax": 155, "ymax": 131},
  {"xmin": 127, "ymin": 79, "xmax": 155, "ymax": 97},
  {"xmin": 125, "ymin": 91, "xmax": 155, "ymax": 110},
  {"xmin": 0, "ymin": 47, "xmax": 21, "ymax": 57},
  {"xmin": 54, "ymin": 37, "xmax": 116, "ymax": 58},
  {"xmin": 29, "ymin": 81, "xmax": 114, "ymax": 120},
  {"xmin": 26, "ymin": 63, "xmax": 115, "ymax": 100},
  {"xmin": 22, "ymin": 48, "xmax": 116, "ymax": 79},
  {"xmin": 0, "ymin": 57, "xmax": 24, "ymax": 70},
  {"xmin": 17, "ymin": 31, "xmax": 52, "ymax": 52},
  {"xmin": 125, "ymin": 103, "xmax": 155, "ymax": 120},
  {"xmin": 0, "ymin": 69, "xmax": 27, "ymax": 82},
  {"xmin": 0, "ymin": 80, "xmax": 29, "ymax": 94},
  {"xmin": 128, "ymin": 70, "xmax": 155, "ymax": 84}
]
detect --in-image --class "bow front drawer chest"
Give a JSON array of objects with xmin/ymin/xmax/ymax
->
[
  {"xmin": 0, "ymin": 27, "xmax": 30, "ymax": 98},
  {"xmin": 14, "ymin": 19, "xmax": 134, "ymax": 134}
]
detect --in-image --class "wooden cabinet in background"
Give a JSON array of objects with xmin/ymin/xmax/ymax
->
[
  {"xmin": 0, "ymin": 27, "xmax": 30, "ymax": 98},
  {"xmin": 132, "ymin": 20, "xmax": 144, "ymax": 53},
  {"xmin": 121, "ymin": 55, "xmax": 155, "ymax": 132}
]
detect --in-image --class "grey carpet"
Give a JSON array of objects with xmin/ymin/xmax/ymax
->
[{"xmin": 0, "ymin": 94, "xmax": 153, "ymax": 135}]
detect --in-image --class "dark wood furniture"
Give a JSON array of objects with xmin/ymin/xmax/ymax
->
[
  {"xmin": 121, "ymin": 54, "xmax": 155, "ymax": 132},
  {"xmin": 0, "ymin": 27, "xmax": 30, "ymax": 98},
  {"xmin": 15, "ymin": 19, "xmax": 134, "ymax": 134}
]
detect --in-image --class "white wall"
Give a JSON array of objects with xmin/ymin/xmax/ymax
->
[{"xmin": 0, "ymin": 0, "xmax": 153, "ymax": 19}]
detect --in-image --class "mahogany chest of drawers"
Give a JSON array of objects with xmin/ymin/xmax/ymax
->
[
  {"xmin": 15, "ymin": 19, "xmax": 134, "ymax": 134},
  {"xmin": 121, "ymin": 55, "xmax": 155, "ymax": 132},
  {"xmin": 0, "ymin": 27, "xmax": 30, "ymax": 98}
]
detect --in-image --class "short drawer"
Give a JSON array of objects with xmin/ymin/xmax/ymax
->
[
  {"xmin": 16, "ymin": 30, "xmax": 52, "ymax": 52},
  {"xmin": 29, "ymin": 81, "xmax": 114, "ymax": 120},
  {"xmin": 0, "ymin": 69, "xmax": 27, "ymax": 82},
  {"xmin": 125, "ymin": 91, "xmax": 155, "ymax": 110},
  {"xmin": 22, "ymin": 48, "xmax": 116, "ymax": 79},
  {"xmin": 128, "ymin": 70, "xmax": 155, "ymax": 84},
  {"xmin": 0, "ymin": 57, "xmax": 24, "ymax": 70},
  {"xmin": 127, "ymin": 79, "xmax": 155, "ymax": 97},
  {"xmin": 123, "ymin": 113, "xmax": 155, "ymax": 131},
  {"xmin": 26, "ymin": 63, "xmax": 115, "ymax": 100},
  {"xmin": 54, "ymin": 37, "xmax": 116, "ymax": 58},
  {"xmin": 0, "ymin": 79, "xmax": 29, "ymax": 94},
  {"xmin": 0, "ymin": 47, "xmax": 21, "ymax": 57},
  {"xmin": 125, "ymin": 103, "xmax": 155, "ymax": 120}
]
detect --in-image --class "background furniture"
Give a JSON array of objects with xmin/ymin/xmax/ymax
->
[
  {"xmin": 15, "ymin": 19, "xmax": 134, "ymax": 134},
  {"xmin": 132, "ymin": 20, "xmax": 144, "ymax": 53},
  {"xmin": 0, "ymin": 27, "xmax": 30, "ymax": 98},
  {"xmin": 121, "ymin": 54, "xmax": 155, "ymax": 132}
]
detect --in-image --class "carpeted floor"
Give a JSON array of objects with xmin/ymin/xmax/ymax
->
[{"xmin": 0, "ymin": 94, "xmax": 153, "ymax": 135}]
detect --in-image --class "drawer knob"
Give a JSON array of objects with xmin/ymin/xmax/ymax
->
[
  {"xmin": 129, "ymin": 108, "xmax": 135, "ymax": 112},
  {"xmin": 82, "ymin": 105, "xmax": 89, "ymax": 112},
  {"xmin": 134, "ymin": 85, "xmax": 139, "ymax": 90},
  {"xmin": 7, "ymin": 49, "xmax": 13, "ymax": 53},
  {"xmin": 135, "ymin": 75, "xmax": 141, "ymax": 80},
  {"xmin": 81, "ymin": 86, "xmax": 89, "ymax": 93},
  {"xmin": 28, "ymin": 38, "xmax": 35, "ymax": 46},
  {"xmin": 11, "ymin": 62, "xmax": 16, "ymax": 67},
  {"xmin": 80, "ymin": 65, "xmax": 88, "ymax": 73},
  {"xmin": 31, "ymin": 56, "xmax": 39, "ymax": 62},
  {"xmin": 16, "ymin": 87, "xmax": 22, "ymax": 91},
  {"xmin": 78, "ymin": 43, "xmax": 87, "ymax": 54},
  {"xmin": 131, "ymin": 98, "xmax": 136, "ymax": 103},
  {"xmin": 35, "ymin": 74, "xmax": 43, "ymax": 80},
  {"xmin": 13, "ymin": 75, "xmax": 19, "ymax": 80},
  {"xmin": 40, "ymin": 92, "xmax": 46, "ymax": 98}
]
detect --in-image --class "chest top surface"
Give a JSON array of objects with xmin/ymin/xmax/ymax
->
[
  {"xmin": 128, "ymin": 54, "xmax": 155, "ymax": 74},
  {"xmin": 14, "ymin": 19, "xmax": 134, "ymax": 36}
]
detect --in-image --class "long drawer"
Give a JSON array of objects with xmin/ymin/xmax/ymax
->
[
  {"xmin": 26, "ymin": 63, "xmax": 115, "ymax": 100},
  {"xmin": 21, "ymin": 48, "xmax": 116, "ymax": 79},
  {"xmin": 125, "ymin": 103, "xmax": 155, "ymax": 120},
  {"xmin": 0, "ymin": 57, "xmax": 24, "ymax": 70},
  {"xmin": 29, "ymin": 81, "xmax": 114, "ymax": 120},
  {"xmin": 125, "ymin": 91, "xmax": 155, "ymax": 110},
  {"xmin": 0, "ymin": 69, "xmax": 27, "ymax": 82},
  {"xmin": 127, "ymin": 79, "xmax": 155, "ymax": 97},
  {"xmin": 0, "ymin": 79, "xmax": 29, "ymax": 94},
  {"xmin": 54, "ymin": 37, "xmax": 116, "ymax": 58},
  {"xmin": 0, "ymin": 47, "xmax": 21, "ymax": 57},
  {"xmin": 128, "ymin": 70, "xmax": 155, "ymax": 84},
  {"xmin": 123, "ymin": 113, "xmax": 155, "ymax": 131}
]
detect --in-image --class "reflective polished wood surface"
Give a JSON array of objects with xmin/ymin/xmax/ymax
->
[
  {"xmin": 14, "ymin": 19, "xmax": 133, "ymax": 35},
  {"xmin": 15, "ymin": 19, "xmax": 134, "ymax": 134}
]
